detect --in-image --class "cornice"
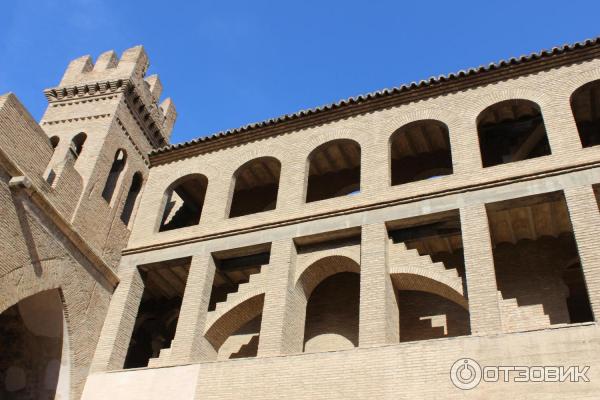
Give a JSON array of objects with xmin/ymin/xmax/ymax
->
[
  {"xmin": 41, "ymin": 113, "xmax": 111, "ymax": 126},
  {"xmin": 44, "ymin": 78, "xmax": 167, "ymax": 149}
]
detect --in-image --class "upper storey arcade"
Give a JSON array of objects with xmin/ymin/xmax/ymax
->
[{"xmin": 126, "ymin": 38, "xmax": 600, "ymax": 251}]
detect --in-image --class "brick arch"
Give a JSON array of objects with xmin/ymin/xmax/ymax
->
[
  {"xmin": 304, "ymin": 138, "xmax": 362, "ymax": 203},
  {"xmin": 153, "ymin": 160, "xmax": 217, "ymax": 189},
  {"xmin": 463, "ymin": 88, "xmax": 554, "ymax": 121},
  {"xmin": 296, "ymin": 255, "xmax": 361, "ymax": 299},
  {"xmin": 0, "ymin": 270, "xmax": 62, "ymax": 315},
  {"xmin": 222, "ymin": 142, "xmax": 290, "ymax": 172},
  {"xmin": 203, "ymin": 293, "xmax": 265, "ymax": 352},
  {"xmin": 557, "ymin": 66, "xmax": 600, "ymax": 95},
  {"xmin": 301, "ymin": 127, "xmax": 370, "ymax": 153},
  {"xmin": 387, "ymin": 118, "xmax": 454, "ymax": 186},
  {"xmin": 155, "ymin": 172, "xmax": 209, "ymax": 232},
  {"xmin": 570, "ymin": 78, "xmax": 600, "ymax": 148},
  {"xmin": 0, "ymin": 264, "xmax": 110, "ymax": 399},
  {"xmin": 295, "ymin": 246, "xmax": 360, "ymax": 284},
  {"xmin": 377, "ymin": 107, "xmax": 461, "ymax": 139},
  {"xmin": 389, "ymin": 266, "xmax": 468, "ymax": 309},
  {"xmin": 227, "ymin": 156, "xmax": 282, "ymax": 218}
]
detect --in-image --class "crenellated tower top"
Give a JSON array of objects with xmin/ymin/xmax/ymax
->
[{"xmin": 43, "ymin": 46, "xmax": 176, "ymax": 147}]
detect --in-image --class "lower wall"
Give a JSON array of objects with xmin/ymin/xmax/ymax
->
[{"xmin": 82, "ymin": 323, "xmax": 600, "ymax": 400}]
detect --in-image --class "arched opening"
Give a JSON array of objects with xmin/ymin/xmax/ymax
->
[
  {"xmin": 69, "ymin": 132, "xmax": 86, "ymax": 160},
  {"xmin": 306, "ymin": 139, "xmax": 361, "ymax": 202},
  {"xmin": 571, "ymin": 80, "xmax": 600, "ymax": 148},
  {"xmin": 297, "ymin": 255, "xmax": 361, "ymax": 353},
  {"xmin": 121, "ymin": 172, "xmax": 144, "ymax": 226},
  {"xmin": 477, "ymin": 99, "xmax": 551, "ymax": 167},
  {"xmin": 390, "ymin": 120, "xmax": 453, "ymax": 186},
  {"xmin": 101, "ymin": 149, "xmax": 127, "ymax": 203},
  {"xmin": 159, "ymin": 174, "xmax": 208, "ymax": 232},
  {"xmin": 229, "ymin": 157, "xmax": 281, "ymax": 218},
  {"xmin": 0, "ymin": 289, "xmax": 69, "ymax": 399},
  {"xmin": 303, "ymin": 272, "xmax": 359, "ymax": 352},
  {"xmin": 49, "ymin": 136, "xmax": 60, "ymax": 151}
]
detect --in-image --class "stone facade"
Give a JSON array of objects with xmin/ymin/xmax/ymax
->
[{"xmin": 3, "ymin": 39, "xmax": 600, "ymax": 399}]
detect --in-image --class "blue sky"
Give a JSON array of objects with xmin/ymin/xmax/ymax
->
[{"xmin": 1, "ymin": 0, "xmax": 599, "ymax": 144}]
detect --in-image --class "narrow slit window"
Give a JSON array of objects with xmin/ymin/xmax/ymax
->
[{"xmin": 102, "ymin": 149, "xmax": 127, "ymax": 203}]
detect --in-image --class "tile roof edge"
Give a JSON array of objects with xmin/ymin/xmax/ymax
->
[{"xmin": 149, "ymin": 36, "xmax": 600, "ymax": 162}]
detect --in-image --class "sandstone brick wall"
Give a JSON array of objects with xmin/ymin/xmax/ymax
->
[
  {"xmin": 86, "ymin": 47, "xmax": 600, "ymax": 399},
  {"xmin": 0, "ymin": 169, "xmax": 112, "ymax": 399},
  {"xmin": 398, "ymin": 290, "xmax": 470, "ymax": 342},
  {"xmin": 128, "ymin": 57, "xmax": 600, "ymax": 251},
  {"xmin": 83, "ymin": 323, "xmax": 600, "ymax": 399},
  {"xmin": 5, "ymin": 42, "xmax": 600, "ymax": 399},
  {"xmin": 0, "ymin": 46, "xmax": 177, "ymax": 399}
]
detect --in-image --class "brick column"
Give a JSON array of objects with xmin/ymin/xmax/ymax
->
[
  {"xmin": 359, "ymin": 223, "xmax": 399, "ymax": 346},
  {"xmin": 275, "ymin": 155, "xmax": 305, "ymax": 212},
  {"xmin": 565, "ymin": 186, "xmax": 600, "ymax": 320},
  {"xmin": 542, "ymin": 94, "xmax": 583, "ymax": 156},
  {"xmin": 360, "ymin": 138, "xmax": 388, "ymax": 197},
  {"xmin": 460, "ymin": 204, "xmax": 502, "ymax": 334},
  {"xmin": 257, "ymin": 238, "xmax": 304, "ymax": 356},
  {"xmin": 200, "ymin": 174, "xmax": 230, "ymax": 225},
  {"xmin": 90, "ymin": 265, "xmax": 144, "ymax": 372},
  {"xmin": 168, "ymin": 253, "xmax": 217, "ymax": 363},
  {"xmin": 449, "ymin": 121, "xmax": 483, "ymax": 175}
]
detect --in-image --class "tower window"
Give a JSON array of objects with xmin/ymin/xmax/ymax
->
[
  {"xmin": 102, "ymin": 149, "xmax": 127, "ymax": 204},
  {"xmin": 49, "ymin": 136, "xmax": 60, "ymax": 150},
  {"xmin": 121, "ymin": 172, "xmax": 144, "ymax": 226},
  {"xmin": 69, "ymin": 132, "xmax": 87, "ymax": 160}
]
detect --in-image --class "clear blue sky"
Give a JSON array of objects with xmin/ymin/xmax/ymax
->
[{"xmin": 1, "ymin": 0, "xmax": 599, "ymax": 145}]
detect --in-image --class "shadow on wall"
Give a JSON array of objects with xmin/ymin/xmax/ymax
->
[
  {"xmin": 303, "ymin": 272, "xmax": 360, "ymax": 353},
  {"xmin": 0, "ymin": 289, "xmax": 69, "ymax": 400}
]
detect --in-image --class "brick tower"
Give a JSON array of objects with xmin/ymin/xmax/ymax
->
[{"xmin": 40, "ymin": 46, "xmax": 176, "ymax": 266}]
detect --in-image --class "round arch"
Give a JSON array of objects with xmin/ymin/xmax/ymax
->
[
  {"xmin": 157, "ymin": 173, "xmax": 209, "ymax": 232},
  {"xmin": 228, "ymin": 156, "xmax": 281, "ymax": 218},
  {"xmin": 305, "ymin": 139, "xmax": 361, "ymax": 203}
]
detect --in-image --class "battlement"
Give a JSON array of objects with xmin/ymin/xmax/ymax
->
[
  {"xmin": 59, "ymin": 46, "xmax": 149, "ymax": 86},
  {"xmin": 44, "ymin": 46, "xmax": 176, "ymax": 147}
]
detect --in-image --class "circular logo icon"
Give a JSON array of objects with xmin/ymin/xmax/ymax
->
[{"xmin": 450, "ymin": 358, "xmax": 482, "ymax": 390}]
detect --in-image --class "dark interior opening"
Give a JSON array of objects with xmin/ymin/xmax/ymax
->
[
  {"xmin": 477, "ymin": 99, "xmax": 551, "ymax": 167},
  {"xmin": 390, "ymin": 120, "xmax": 453, "ymax": 186},
  {"xmin": 159, "ymin": 174, "xmax": 208, "ymax": 232},
  {"xmin": 571, "ymin": 80, "xmax": 600, "ymax": 148},
  {"xmin": 306, "ymin": 139, "xmax": 361, "ymax": 203},
  {"xmin": 229, "ymin": 157, "xmax": 280, "ymax": 218},
  {"xmin": 124, "ymin": 257, "xmax": 191, "ymax": 369}
]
